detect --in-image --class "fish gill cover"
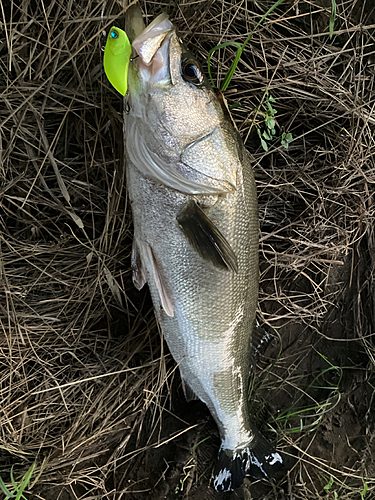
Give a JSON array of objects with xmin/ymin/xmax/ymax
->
[{"xmin": 0, "ymin": 1, "xmax": 375, "ymax": 499}]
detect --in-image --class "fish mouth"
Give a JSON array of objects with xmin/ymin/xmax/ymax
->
[{"xmin": 132, "ymin": 13, "xmax": 174, "ymax": 84}]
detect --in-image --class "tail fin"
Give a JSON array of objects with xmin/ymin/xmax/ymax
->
[{"xmin": 213, "ymin": 431, "xmax": 284, "ymax": 492}]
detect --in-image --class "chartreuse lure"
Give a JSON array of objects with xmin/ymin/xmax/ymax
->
[{"xmin": 104, "ymin": 27, "xmax": 131, "ymax": 95}]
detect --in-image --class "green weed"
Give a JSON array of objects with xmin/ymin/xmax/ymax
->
[
  {"xmin": 207, "ymin": 0, "xmax": 286, "ymax": 91},
  {"xmin": 255, "ymin": 89, "xmax": 277, "ymax": 151},
  {"xmin": 0, "ymin": 462, "xmax": 36, "ymax": 500},
  {"xmin": 281, "ymin": 132, "xmax": 293, "ymax": 149},
  {"xmin": 206, "ymin": 0, "xmax": 346, "ymax": 151},
  {"xmin": 174, "ymin": 436, "xmax": 211, "ymax": 494},
  {"xmin": 324, "ymin": 476, "xmax": 335, "ymax": 491},
  {"xmin": 274, "ymin": 350, "xmax": 342, "ymax": 433},
  {"xmin": 255, "ymin": 89, "xmax": 293, "ymax": 151},
  {"xmin": 361, "ymin": 482, "xmax": 369, "ymax": 499},
  {"xmin": 175, "ymin": 471, "xmax": 190, "ymax": 494},
  {"xmin": 321, "ymin": 474, "xmax": 370, "ymax": 499},
  {"xmin": 208, "ymin": 0, "xmax": 337, "ymax": 89},
  {"xmin": 206, "ymin": 0, "xmax": 293, "ymax": 152}
]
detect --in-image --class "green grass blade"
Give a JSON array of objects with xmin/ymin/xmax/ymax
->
[
  {"xmin": 220, "ymin": 0, "xmax": 286, "ymax": 91},
  {"xmin": 207, "ymin": 42, "xmax": 241, "ymax": 87},
  {"xmin": 191, "ymin": 436, "xmax": 210, "ymax": 455},
  {"xmin": 274, "ymin": 350, "xmax": 342, "ymax": 433},
  {"xmin": 329, "ymin": 0, "xmax": 337, "ymax": 38},
  {"xmin": 0, "ymin": 476, "xmax": 15, "ymax": 498},
  {"xmin": 10, "ymin": 466, "xmax": 17, "ymax": 490},
  {"xmin": 14, "ymin": 462, "xmax": 36, "ymax": 500}
]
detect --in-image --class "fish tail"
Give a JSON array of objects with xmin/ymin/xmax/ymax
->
[{"xmin": 213, "ymin": 430, "xmax": 284, "ymax": 492}]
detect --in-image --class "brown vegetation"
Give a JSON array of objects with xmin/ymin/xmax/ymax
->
[{"xmin": 1, "ymin": 0, "xmax": 375, "ymax": 498}]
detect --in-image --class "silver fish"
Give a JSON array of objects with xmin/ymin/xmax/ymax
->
[{"xmin": 124, "ymin": 8, "xmax": 283, "ymax": 492}]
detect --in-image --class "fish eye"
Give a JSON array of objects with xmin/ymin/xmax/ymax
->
[
  {"xmin": 181, "ymin": 59, "xmax": 203, "ymax": 84},
  {"xmin": 110, "ymin": 29, "xmax": 119, "ymax": 39}
]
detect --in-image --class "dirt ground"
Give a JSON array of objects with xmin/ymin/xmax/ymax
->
[{"xmin": 1, "ymin": 0, "xmax": 375, "ymax": 499}]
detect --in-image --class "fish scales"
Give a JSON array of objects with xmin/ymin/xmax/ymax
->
[
  {"xmin": 127, "ymin": 147, "xmax": 257, "ymax": 446},
  {"xmin": 124, "ymin": 7, "xmax": 284, "ymax": 492}
]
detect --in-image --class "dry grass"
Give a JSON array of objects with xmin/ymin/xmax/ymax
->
[{"xmin": 1, "ymin": 0, "xmax": 375, "ymax": 498}]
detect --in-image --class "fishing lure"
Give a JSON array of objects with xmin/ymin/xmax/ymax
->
[{"xmin": 103, "ymin": 26, "xmax": 131, "ymax": 95}]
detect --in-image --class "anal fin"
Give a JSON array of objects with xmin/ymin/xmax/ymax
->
[
  {"xmin": 176, "ymin": 200, "xmax": 238, "ymax": 273},
  {"xmin": 132, "ymin": 240, "xmax": 174, "ymax": 317},
  {"xmin": 146, "ymin": 244, "xmax": 174, "ymax": 317},
  {"xmin": 131, "ymin": 240, "xmax": 147, "ymax": 290}
]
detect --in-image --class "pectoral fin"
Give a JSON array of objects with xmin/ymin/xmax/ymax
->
[{"xmin": 176, "ymin": 201, "xmax": 238, "ymax": 273}]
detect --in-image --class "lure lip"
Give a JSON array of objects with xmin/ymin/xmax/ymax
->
[{"xmin": 103, "ymin": 26, "xmax": 131, "ymax": 95}]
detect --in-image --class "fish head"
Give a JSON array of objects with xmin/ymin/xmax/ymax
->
[
  {"xmin": 128, "ymin": 13, "xmax": 222, "ymax": 149},
  {"xmin": 126, "ymin": 12, "xmax": 241, "ymax": 194},
  {"xmin": 131, "ymin": 13, "xmax": 207, "ymax": 89}
]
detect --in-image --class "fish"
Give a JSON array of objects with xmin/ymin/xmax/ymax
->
[{"xmin": 123, "ymin": 7, "xmax": 284, "ymax": 492}]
